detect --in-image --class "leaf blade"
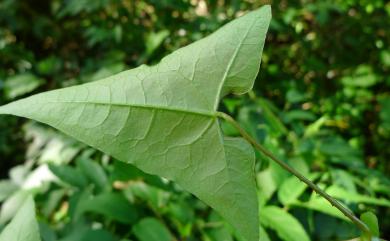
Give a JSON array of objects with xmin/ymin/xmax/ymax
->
[
  {"xmin": 0, "ymin": 6, "xmax": 271, "ymax": 241},
  {"xmin": 0, "ymin": 196, "xmax": 41, "ymax": 241}
]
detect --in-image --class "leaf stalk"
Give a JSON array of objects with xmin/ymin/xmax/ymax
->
[{"xmin": 216, "ymin": 111, "xmax": 372, "ymax": 239}]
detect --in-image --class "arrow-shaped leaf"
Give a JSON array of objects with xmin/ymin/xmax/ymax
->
[{"xmin": 0, "ymin": 6, "xmax": 271, "ymax": 241}]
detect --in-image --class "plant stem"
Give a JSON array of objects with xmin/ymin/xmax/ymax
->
[{"xmin": 216, "ymin": 111, "xmax": 372, "ymax": 238}]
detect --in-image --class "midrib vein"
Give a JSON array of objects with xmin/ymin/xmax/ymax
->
[{"xmin": 48, "ymin": 100, "xmax": 216, "ymax": 118}]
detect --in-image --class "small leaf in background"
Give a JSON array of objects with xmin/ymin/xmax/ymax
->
[
  {"xmin": 259, "ymin": 225, "xmax": 271, "ymax": 241},
  {"xmin": 326, "ymin": 185, "xmax": 390, "ymax": 207},
  {"xmin": 341, "ymin": 65, "xmax": 379, "ymax": 88},
  {"xmin": 278, "ymin": 173, "xmax": 320, "ymax": 205},
  {"xmin": 110, "ymin": 160, "xmax": 166, "ymax": 189},
  {"xmin": 0, "ymin": 189, "xmax": 32, "ymax": 224},
  {"xmin": 132, "ymin": 217, "xmax": 174, "ymax": 241},
  {"xmin": 4, "ymin": 73, "xmax": 44, "ymax": 100},
  {"xmin": 36, "ymin": 56, "xmax": 62, "ymax": 75},
  {"xmin": 286, "ymin": 89, "xmax": 307, "ymax": 103},
  {"xmin": 283, "ymin": 110, "xmax": 316, "ymax": 123},
  {"xmin": 58, "ymin": 226, "xmax": 118, "ymax": 241},
  {"xmin": 260, "ymin": 206, "xmax": 310, "ymax": 241},
  {"xmin": 257, "ymin": 168, "xmax": 278, "ymax": 205},
  {"xmin": 378, "ymin": 96, "xmax": 390, "ymax": 136},
  {"xmin": 0, "ymin": 180, "xmax": 18, "ymax": 202},
  {"xmin": 77, "ymin": 158, "xmax": 108, "ymax": 192},
  {"xmin": 380, "ymin": 50, "xmax": 390, "ymax": 67},
  {"xmin": 360, "ymin": 211, "xmax": 380, "ymax": 237},
  {"xmin": 293, "ymin": 194, "xmax": 350, "ymax": 222},
  {"xmin": 257, "ymin": 98, "xmax": 288, "ymax": 136},
  {"xmin": 0, "ymin": 196, "xmax": 41, "ymax": 241},
  {"xmin": 77, "ymin": 192, "xmax": 138, "ymax": 224},
  {"xmin": 204, "ymin": 211, "xmax": 233, "ymax": 241},
  {"xmin": 124, "ymin": 181, "xmax": 170, "ymax": 212},
  {"xmin": 145, "ymin": 30, "xmax": 170, "ymax": 56},
  {"xmin": 330, "ymin": 169, "xmax": 357, "ymax": 193},
  {"xmin": 48, "ymin": 164, "xmax": 88, "ymax": 188}
]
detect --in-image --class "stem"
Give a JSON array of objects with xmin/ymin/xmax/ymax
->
[{"xmin": 216, "ymin": 111, "xmax": 372, "ymax": 238}]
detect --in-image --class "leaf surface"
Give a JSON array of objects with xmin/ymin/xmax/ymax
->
[
  {"xmin": 260, "ymin": 206, "xmax": 310, "ymax": 241},
  {"xmin": 0, "ymin": 6, "xmax": 271, "ymax": 241},
  {"xmin": 0, "ymin": 196, "xmax": 41, "ymax": 241},
  {"xmin": 132, "ymin": 218, "xmax": 174, "ymax": 241}
]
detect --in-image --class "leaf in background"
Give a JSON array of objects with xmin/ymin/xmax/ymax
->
[
  {"xmin": 36, "ymin": 56, "xmax": 62, "ymax": 75},
  {"xmin": 341, "ymin": 65, "xmax": 378, "ymax": 88},
  {"xmin": 361, "ymin": 212, "xmax": 380, "ymax": 237},
  {"xmin": 293, "ymin": 195, "xmax": 350, "ymax": 222},
  {"xmin": 380, "ymin": 50, "xmax": 390, "ymax": 67},
  {"xmin": 0, "ymin": 180, "xmax": 18, "ymax": 202},
  {"xmin": 330, "ymin": 169, "xmax": 357, "ymax": 193},
  {"xmin": 278, "ymin": 173, "xmax": 320, "ymax": 206},
  {"xmin": 326, "ymin": 185, "xmax": 390, "ymax": 207},
  {"xmin": 257, "ymin": 98, "xmax": 288, "ymax": 136},
  {"xmin": 378, "ymin": 96, "xmax": 390, "ymax": 136},
  {"xmin": 77, "ymin": 158, "xmax": 108, "ymax": 192},
  {"xmin": 124, "ymin": 181, "xmax": 170, "ymax": 211},
  {"xmin": 0, "ymin": 189, "xmax": 33, "ymax": 224},
  {"xmin": 48, "ymin": 163, "xmax": 88, "ymax": 188},
  {"xmin": 76, "ymin": 192, "xmax": 138, "ymax": 224},
  {"xmin": 256, "ymin": 168, "xmax": 278, "ymax": 205},
  {"xmin": 283, "ymin": 110, "xmax": 316, "ymax": 123},
  {"xmin": 260, "ymin": 206, "xmax": 310, "ymax": 241},
  {"xmin": 259, "ymin": 225, "xmax": 271, "ymax": 241},
  {"xmin": 58, "ymin": 226, "xmax": 118, "ymax": 241},
  {"xmin": 317, "ymin": 136, "xmax": 364, "ymax": 168},
  {"xmin": 132, "ymin": 218, "xmax": 174, "ymax": 241},
  {"xmin": 146, "ymin": 30, "xmax": 170, "ymax": 56},
  {"xmin": 0, "ymin": 6, "xmax": 271, "ymax": 241},
  {"xmin": 4, "ymin": 73, "xmax": 44, "ymax": 100},
  {"xmin": 204, "ymin": 211, "xmax": 233, "ymax": 241},
  {"xmin": 0, "ymin": 196, "xmax": 41, "ymax": 241},
  {"xmin": 110, "ymin": 160, "xmax": 166, "ymax": 189}
]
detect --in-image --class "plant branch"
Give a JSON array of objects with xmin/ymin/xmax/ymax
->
[{"xmin": 216, "ymin": 111, "xmax": 372, "ymax": 238}]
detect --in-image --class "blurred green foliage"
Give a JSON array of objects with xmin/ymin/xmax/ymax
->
[{"xmin": 0, "ymin": 0, "xmax": 389, "ymax": 241}]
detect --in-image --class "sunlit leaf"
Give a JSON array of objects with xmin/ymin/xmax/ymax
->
[
  {"xmin": 260, "ymin": 206, "xmax": 310, "ymax": 241},
  {"xmin": 132, "ymin": 218, "xmax": 174, "ymax": 241},
  {"xmin": 4, "ymin": 73, "xmax": 44, "ymax": 100},
  {"xmin": 0, "ymin": 196, "xmax": 41, "ymax": 241},
  {"xmin": 361, "ymin": 212, "xmax": 380, "ymax": 237},
  {"xmin": 0, "ymin": 6, "xmax": 271, "ymax": 241}
]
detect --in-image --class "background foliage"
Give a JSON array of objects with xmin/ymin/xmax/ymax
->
[{"xmin": 0, "ymin": 0, "xmax": 389, "ymax": 241}]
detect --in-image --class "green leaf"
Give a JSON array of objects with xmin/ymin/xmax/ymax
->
[
  {"xmin": 4, "ymin": 73, "xmax": 44, "ymax": 100},
  {"xmin": 132, "ymin": 218, "xmax": 174, "ymax": 241},
  {"xmin": 0, "ymin": 180, "xmax": 18, "ymax": 202},
  {"xmin": 0, "ymin": 189, "xmax": 32, "ymax": 224},
  {"xmin": 58, "ymin": 227, "xmax": 118, "ymax": 241},
  {"xmin": 77, "ymin": 192, "xmax": 138, "ymax": 224},
  {"xmin": 259, "ymin": 225, "xmax": 271, "ymax": 241},
  {"xmin": 260, "ymin": 206, "xmax": 310, "ymax": 241},
  {"xmin": 0, "ymin": 196, "xmax": 41, "ymax": 241},
  {"xmin": 124, "ymin": 181, "xmax": 170, "ymax": 211},
  {"xmin": 361, "ymin": 212, "xmax": 380, "ymax": 237},
  {"xmin": 48, "ymin": 163, "xmax": 88, "ymax": 188},
  {"xmin": 326, "ymin": 185, "xmax": 390, "ymax": 207},
  {"xmin": 146, "ymin": 30, "xmax": 170, "ymax": 56},
  {"xmin": 0, "ymin": 6, "xmax": 271, "ymax": 241},
  {"xmin": 278, "ymin": 173, "xmax": 320, "ymax": 205},
  {"xmin": 77, "ymin": 158, "xmax": 108, "ymax": 192},
  {"xmin": 292, "ymin": 195, "xmax": 350, "ymax": 222},
  {"xmin": 204, "ymin": 211, "xmax": 233, "ymax": 241}
]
